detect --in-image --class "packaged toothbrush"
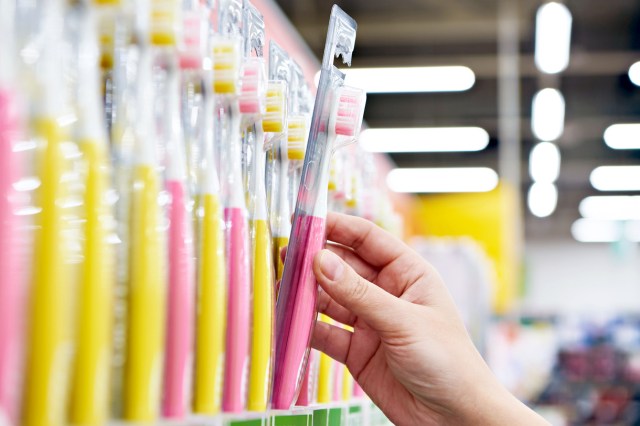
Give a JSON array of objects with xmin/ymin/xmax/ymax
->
[
  {"xmin": 271, "ymin": 5, "xmax": 366, "ymax": 410},
  {"xmin": 22, "ymin": 2, "xmax": 85, "ymax": 425},
  {"xmin": 67, "ymin": 4, "xmax": 116, "ymax": 425},
  {"xmin": 240, "ymin": 1, "xmax": 277, "ymax": 412},
  {"xmin": 121, "ymin": 47, "xmax": 168, "ymax": 422},
  {"xmin": 214, "ymin": 0, "xmax": 252, "ymax": 412},
  {"xmin": 0, "ymin": 0, "xmax": 28, "ymax": 424},
  {"xmin": 193, "ymin": 72, "xmax": 227, "ymax": 416},
  {"xmin": 161, "ymin": 63, "xmax": 196, "ymax": 420}
]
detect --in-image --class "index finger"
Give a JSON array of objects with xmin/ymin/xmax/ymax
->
[{"xmin": 325, "ymin": 212, "xmax": 406, "ymax": 268}]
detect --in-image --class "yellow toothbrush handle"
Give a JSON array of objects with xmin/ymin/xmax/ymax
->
[
  {"xmin": 123, "ymin": 164, "xmax": 166, "ymax": 422},
  {"xmin": 316, "ymin": 314, "xmax": 334, "ymax": 404},
  {"xmin": 193, "ymin": 193, "xmax": 227, "ymax": 414},
  {"xmin": 69, "ymin": 140, "xmax": 115, "ymax": 425},
  {"xmin": 248, "ymin": 219, "xmax": 275, "ymax": 411},
  {"xmin": 273, "ymin": 236, "xmax": 288, "ymax": 284},
  {"xmin": 23, "ymin": 118, "xmax": 77, "ymax": 426}
]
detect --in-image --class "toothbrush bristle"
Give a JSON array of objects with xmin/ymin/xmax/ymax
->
[
  {"xmin": 238, "ymin": 59, "xmax": 265, "ymax": 115},
  {"xmin": 332, "ymin": 87, "xmax": 366, "ymax": 137},
  {"xmin": 287, "ymin": 116, "xmax": 307, "ymax": 160},
  {"xmin": 213, "ymin": 39, "xmax": 239, "ymax": 94},
  {"xmin": 262, "ymin": 81, "xmax": 286, "ymax": 133}
]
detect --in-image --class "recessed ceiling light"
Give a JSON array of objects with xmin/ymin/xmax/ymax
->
[
  {"xmin": 571, "ymin": 218, "xmax": 640, "ymax": 243},
  {"xmin": 527, "ymin": 182, "xmax": 558, "ymax": 218},
  {"xmin": 531, "ymin": 88, "xmax": 565, "ymax": 142},
  {"xmin": 529, "ymin": 142, "xmax": 561, "ymax": 183},
  {"xmin": 360, "ymin": 127, "xmax": 489, "ymax": 153},
  {"xmin": 590, "ymin": 166, "xmax": 640, "ymax": 191},
  {"xmin": 603, "ymin": 124, "xmax": 640, "ymax": 149},
  {"xmin": 386, "ymin": 167, "xmax": 498, "ymax": 193},
  {"xmin": 535, "ymin": 2, "xmax": 573, "ymax": 74},
  {"xmin": 579, "ymin": 196, "xmax": 640, "ymax": 221}
]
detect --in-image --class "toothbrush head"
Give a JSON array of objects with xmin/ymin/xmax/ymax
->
[
  {"xmin": 212, "ymin": 37, "xmax": 240, "ymax": 95},
  {"xmin": 330, "ymin": 85, "xmax": 366, "ymax": 139},
  {"xmin": 262, "ymin": 80, "xmax": 286, "ymax": 133},
  {"xmin": 238, "ymin": 58, "xmax": 265, "ymax": 115},
  {"xmin": 287, "ymin": 115, "xmax": 307, "ymax": 161},
  {"xmin": 149, "ymin": 0, "xmax": 181, "ymax": 46},
  {"xmin": 179, "ymin": 11, "xmax": 204, "ymax": 70}
]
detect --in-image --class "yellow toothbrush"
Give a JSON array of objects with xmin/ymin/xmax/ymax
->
[
  {"xmin": 121, "ymin": 49, "xmax": 167, "ymax": 422},
  {"xmin": 316, "ymin": 314, "xmax": 334, "ymax": 404},
  {"xmin": 193, "ymin": 79, "xmax": 227, "ymax": 415}
]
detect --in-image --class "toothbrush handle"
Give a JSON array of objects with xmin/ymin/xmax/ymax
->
[
  {"xmin": 163, "ymin": 180, "xmax": 195, "ymax": 418},
  {"xmin": 193, "ymin": 193, "xmax": 226, "ymax": 415},
  {"xmin": 222, "ymin": 207, "xmax": 251, "ymax": 412},
  {"xmin": 271, "ymin": 213, "xmax": 326, "ymax": 409},
  {"xmin": 0, "ymin": 88, "xmax": 26, "ymax": 426}
]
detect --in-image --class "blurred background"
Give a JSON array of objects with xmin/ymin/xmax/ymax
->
[{"xmin": 276, "ymin": 1, "xmax": 640, "ymax": 424}]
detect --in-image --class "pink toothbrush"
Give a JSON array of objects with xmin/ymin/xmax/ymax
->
[{"xmin": 162, "ymin": 66, "xmax": 195, "ymax": 419}]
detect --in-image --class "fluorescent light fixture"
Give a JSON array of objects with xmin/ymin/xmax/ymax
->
[
  {"xmin": 571, "ymin": 218, "xmax": 640, "ymax": 243},
  {"xmin": 603, "ymin": 123, "xmax": 640, "ymax": 149},
  {"xmin": 529, "ymin": 142, "xmax": 561, "ymax": 183},
  {"xmin": 531, "ymin": 88, "xmax": 565, "ymax": 141},
  {"xmin": 527, "ymin": 182, "xmax": 558, "ymax": 218},
  {"xmin": 314, "ymin": 66, "xmax": 476, "ymax": 94},
  {"xmin": 590, "ymin": 166, "xmax": 640, "ymax": 191},
  {"xmin": 386, "ymin": 167, "xmax": 498, "ymax": 193},
  {"xmin": 579, "ymin": 196, "xmax": 640, "ymax": 220},
  {"xmin": 535, "ymin": 2, "xmax": 572, "ymax": 74},
  {"xmin": 629, "ymin": 61, "xmax": 640, "ymax": 87},
  {"xmin": 360, "ymin": 127, "xmax": 489, "ymax": 153}
]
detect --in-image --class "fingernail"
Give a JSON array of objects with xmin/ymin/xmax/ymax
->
[{"xmin": 319, "ymin": 250, "xmax": 343, "ymax": 282}]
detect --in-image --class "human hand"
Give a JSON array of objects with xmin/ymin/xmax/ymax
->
[{"xmin": 310, "ymin": 212, "xmax": 548, "ymax": 426}]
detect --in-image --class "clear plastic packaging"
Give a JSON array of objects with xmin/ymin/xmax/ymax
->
[
  {"xmin": 241, "ymin": 0, "xmax": 276, "ymax": 413},
  {"xmin": 215, "ymin": 0, "xmax": 252, "ymax": 413},
  {"xmin": 271, "ymin": 5, "xmax": 365, "ymax": 410}
]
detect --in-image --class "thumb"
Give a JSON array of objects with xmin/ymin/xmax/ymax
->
[{"xmin": 314, "ymin": 249, "xmax": 405, "ymax": 333}]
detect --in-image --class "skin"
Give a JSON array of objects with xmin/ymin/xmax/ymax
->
[{"xmin": 306, "ymin": 212, "xmax": 549, "ymax": 426}]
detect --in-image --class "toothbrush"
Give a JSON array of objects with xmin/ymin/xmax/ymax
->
[
  {"xmin": 68, "ymin": 5, "xmax": 116, "ymax": 425},
  {"xmin": 213, "ymin": 35, "xmax": 251, "ymax": 413},
  {"xmin": 122, "ymin": 47, "xmax": 168, "ymax": 422},
  {"xmin": 161, "ymin": 65, "xmax": 195, "ymax": 419},
  {"xmin": 243, "ymin": 58, "xmax": 275, "ymax": 412},
  {"xmin": 271, "ymin": 6, "xmax": 365, "ymax": 410},
  {"xmin": 0, "ymin": 0, "xmax": 27, "ymax": 423},
  {"xmin": 272, "ymin": 86, "xmax": 365, "ymax": 409},
  {"xmin": 193, "ymin": 76, "xmax": 227, "ymax": 416},
  {"xmin": 340, "ymin": 326, "xmax": 354, "ymax": 401},
  {"xmin": 22, "ymin": 2, "xmax": 82, "ymax": 425}
]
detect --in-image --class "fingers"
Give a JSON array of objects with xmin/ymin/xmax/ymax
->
[
  {"xmin": 325, "ymin": 212, "xmax": 406, "ymax": 268},
  {"xmin": 317, "ymin": 290, "xmax": 356, "ymax": 326},
  {"xmin": 311, "ymin": 320, "xmax": 352, "ymax": 364},
  {"xmin": 314, "ymin": 249, "xmax": 405, "ymax": 334}
]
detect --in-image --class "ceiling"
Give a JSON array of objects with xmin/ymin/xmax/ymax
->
[{"xmin": 273, "ymin": 0, "xmax": 640, "ymax": 240}]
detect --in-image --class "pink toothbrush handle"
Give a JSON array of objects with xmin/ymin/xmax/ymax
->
[
  {"xmin": 163, "ymin": 180, "xmax": 195, "ymax": 418},
  {"xmin": 272, "ymin": 214, "xmax": 326, "ymax": 409},
  {"xmin": 0, "ymin": 88, "xmax": 26, "ymax": 425},
  {"xmin": 353, "ymin": 382, "xmax": 365, "ymax": 398},
  {"xmin": 222, "ymin": 207, "xmax": 251, "ymax": 412}
]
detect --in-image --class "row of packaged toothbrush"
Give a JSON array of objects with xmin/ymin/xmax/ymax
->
[{"xmin": 0, "ymin": 0, "xmax": 399, "ymax": 424}]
